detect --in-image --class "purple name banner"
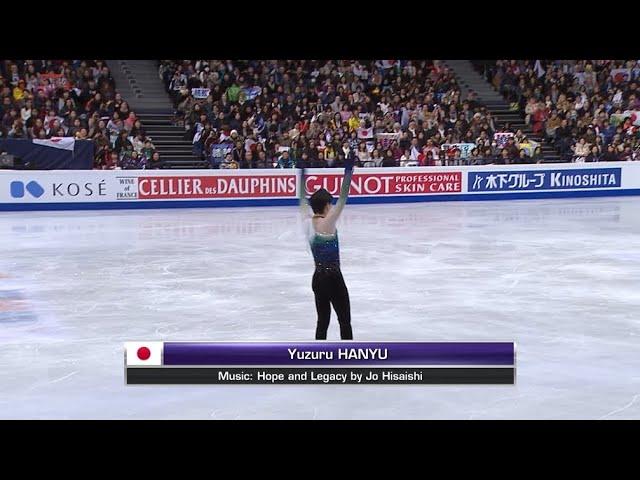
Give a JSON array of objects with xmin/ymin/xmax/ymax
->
[{"xmin": 162, "ymin": 342, "xmax": 515, "ymax": 366}]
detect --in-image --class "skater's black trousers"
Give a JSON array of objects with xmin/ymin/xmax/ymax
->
[{"xmin": 312, "ymin": 267, "xmax": 353, "ymax": 340}]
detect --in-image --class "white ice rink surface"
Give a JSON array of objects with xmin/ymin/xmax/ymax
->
[{"xmin": 1, "ymin": 197, "xmax": 640, "ymax": 419}]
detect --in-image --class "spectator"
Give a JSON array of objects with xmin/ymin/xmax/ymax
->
[
  {"xmin": 620, "ymin": 145, "xmax": 635, "ymax": 161},
  {"xmin": 256, "ymin": 150, "xmax": 268, "ymax": 169},
  {"xmin": 68, "ymin": 118, "xmax": 82, "ymax": 137},
  {"xmin": 75, "ymin": 127, "xmax": 88, "ymax": 140},
  {"xmin": 602, "ymin": 145, "xmax": 619, "ymax": 162},
  {"xmin": 131, "ymin": 133, "xmax": 146, "ymax": 154},
  {"xmin": 141, "ymin": 140, "xmax": 156, "ymax": 161},
  {"xmin": 363, "ymin": 149, "xmax": 377, "ymax": 167},
  {"xmin": 530, "ymin": 146, "xmax": 543, "ymax": 164},
  {"xmin": 517, "ymin": 149, "xmax": 529, "ymax": 164},
  {"xmin": 399, "ymin": 149, "xmax": 412, "ymax": 167},
  {"xmin": 20, "ymin": 100, "xmax": 33, "ymax": 123},
  {"xmin": 357, "ymin": 143, "xmax": 371, "ymax": 165},
  {"xmin": 325, "ymin": 144, "xmax": 336, "ymax": 166},
  {"xmin": 150, "ymin": 151, "xmax": 162, "ymax": 169},
  {"xmin": 572, "ymin": 137, "xmax": 590, "ymax": 162},
  {"xmin": 498, "ymin": 148, "xmax": 513, "ymax": 165},
  {"xmin": 545, "ymin": 111, "xmax": 562, "ymax": 141},
  {"xmin": 277, "ymin": 150, "xmax": 293, "ymax": 168},
  {"xmin": 29, "ymin": 118, "xmax": 44, "ymax": 139},
  {"xmin": 114, "ymin": 130, "xmax": 133, "ymax": 155},
  {"xmin": 482, "ymin": 147, "xmax": 495, "ymax": 164},
  {"xmin": 8, "ymin": 119, "xmax": 25, "ymax": 138},
  {"xmin": 468, "ymin": 147, "xmax": 482, "ymax": 165},
  {"xmin": 554, "ymin": 119, "xmax": 574, "ymax": 160},
  {"xmin": 298, "ymin": 151, "xmax": 310, "ymax": 169},
  {"xmin": 124, "ymin": 111, "xmax": 137, "ymax": 132},
  {"xmin": 121, "ymin": 150, "xmax": 146, "ymax": 169},
  {"xmin": 221, "ymin": 152, "xmax": 238, "ymax": 169},
  {"xmin": 243, "ymin": 151, "xmax": 255, "ymax": 169},
  {"xmin": 12, "ymin": 79, "xmax": 27, "ymax": 103},
  {"xmin": 585, "ymin": 145, "xmax": 601, "ymax": 163},
  {"xmin": 107, "ymin": 114, "xmax": 123, "ymax": 138},
  {"xmin": 3, "ymin": 109, "xmax": 17, "ymax": 130},
  {"xmin": 130, "ymin": 119, "xmax": 145, "ymax": 138},
  {"xmin": 232, "ymin": 140, "xmax": 244, "ymax": 166},
  {"xmin": 106, "ymin": 151, "xmax": 120, "ymax": 170},
  {"xmin": 382, "ymin": 149, "xmax": 396, "ymax": 167}
]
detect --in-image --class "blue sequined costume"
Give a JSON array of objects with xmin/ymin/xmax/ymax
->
[{"xmin": 309, "ymin": 230, "xmax": 340, "ymax": 270}]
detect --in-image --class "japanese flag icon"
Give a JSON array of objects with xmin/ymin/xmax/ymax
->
[{"xmin": 125, "ymin": 342, "xmax": 163, "ymax": 366}]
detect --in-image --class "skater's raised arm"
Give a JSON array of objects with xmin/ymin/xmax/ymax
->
[
  {"xmin": 297, "ymin": 166, "xmax": 310, "ymax": 217},
  {"xmin": 325, "ymin": 151, "xmax": 355, "ymax": 224}
]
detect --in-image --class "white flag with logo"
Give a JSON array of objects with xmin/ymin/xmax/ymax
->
[
  {"xmin": 610, "ymin": 68, "xmax": 631, "ymax": 83},
  {"xmin": 191, "ymin": 87, "xmax": 210, "ymax": 99},
  {"xmin": 125, "ymin": 342, "xmax": 163, "ymax": 366},
  {"xmin": 33, "ymin": 137, "xmax": 76, "ymax": 151},
  {"xmin": 357, "ymin": 127, "xmax": 373, "ymax": 139}
]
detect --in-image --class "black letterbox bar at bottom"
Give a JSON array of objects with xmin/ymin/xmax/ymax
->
[{"xmin": 126, "ymin": 367, "xmax": 515, "ymax": 385}]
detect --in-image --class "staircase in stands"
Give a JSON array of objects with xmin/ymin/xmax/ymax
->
[
  {"xmin": 444, "ymin": 60, "xmax": 562, "ymax": 163},
  {"xmin": 106, "ymin": 59, "xmax": 207, "ymax": 168}
]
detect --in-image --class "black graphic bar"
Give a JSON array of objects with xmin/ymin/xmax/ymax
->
[{"xmin": 126, "ymin": 367, "xmax": 515, "ymax": 385}]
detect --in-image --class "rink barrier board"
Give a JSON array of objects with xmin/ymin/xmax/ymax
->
[
  {"xmin": 3, "ymin": 188, "xmax": 640, "ymax": 211},
  {"xmin": 0, "ymin": 162, "xmax": 638, "ymax": 211}
]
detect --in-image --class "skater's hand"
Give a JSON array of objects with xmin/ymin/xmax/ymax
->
[{"xmin": 345, "ymin": 151, "xmax": 356, "ymax": 172}]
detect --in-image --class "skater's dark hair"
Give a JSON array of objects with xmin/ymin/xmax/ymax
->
[{"xmin": 309, "ymin": 188, "xmax": 333, "ymax": 214}]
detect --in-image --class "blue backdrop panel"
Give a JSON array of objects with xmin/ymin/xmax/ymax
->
[{"xmin": 0, "ymin": 139, "xmax": 94, "ymax": 170}]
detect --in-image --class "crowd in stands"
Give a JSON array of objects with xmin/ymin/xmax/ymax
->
[
  {"xmin": 3, "ymin": 59, "xmax": 638, "ymax": 171},
  {"xmin": 0, "ymin": 60, "xmax": 159, "ymax": 170},
  {"xmin": 160, "ymin": 59, "xmax": 545, "ymax": 169},
  {"xmin": 485, "ymin": 60, "xmax": 640, "ymax": 162}
]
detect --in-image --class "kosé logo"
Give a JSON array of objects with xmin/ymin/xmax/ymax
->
[
  {"xmin": 9, "ymin": 179, "xmax": 108, "ymax": 200},
  {"xmin": 10, "ymin": 181, "xmax": 45, "ymax": 199},
  {"xmin": 52, "ymin": 180, "xmax": 106, "ymax": 197}
]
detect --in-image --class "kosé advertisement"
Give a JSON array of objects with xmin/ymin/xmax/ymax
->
[{"xmin": 3, "ymin": 173, "xmax": 113, "ymax": 203}]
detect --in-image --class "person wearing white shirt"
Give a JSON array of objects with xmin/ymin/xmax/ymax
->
[
  {"xmin": 572, "ymin": 138, "xmax": 591, "ymax": 161},
  {"xmin": 21, "ymin": 103, "xmax": 32, "ymax": 123},
  {"xmin": 399, "ymin": 150, "xmax": 411, "ymax": 167}
]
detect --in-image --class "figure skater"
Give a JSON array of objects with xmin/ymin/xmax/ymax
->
[{"xmin": 298, "ymin": 152, "xmax": 355, "ymax": 340}]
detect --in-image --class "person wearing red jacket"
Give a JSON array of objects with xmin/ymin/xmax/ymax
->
[
  {"xmin": 296, "ymin": 115, "xmax": 310, "ymax": 135},
  {"xmin": 531, "ymin": 102, "xmax": 549, "ymax": 135},
  {"xmin": 417, "ymin": 146, "xmax": 437, "ymax": 166}
]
